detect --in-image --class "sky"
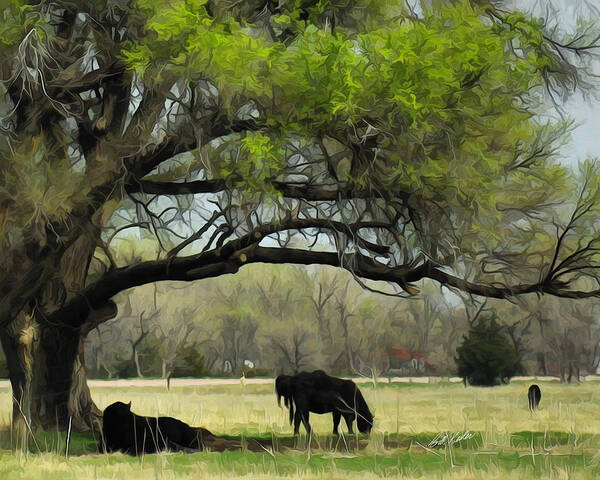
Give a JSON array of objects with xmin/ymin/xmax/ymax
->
[
  {"xmin": 513, "ymin": 0, "xmax": 600, "ymax": 166},
  {"xmin": 566, "ymin": 94, "xmax": 600, "ymax": 163}
]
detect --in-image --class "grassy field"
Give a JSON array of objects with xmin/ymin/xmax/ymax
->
[{"xmin": 1, "ymin": 380, "xmax": 600, "ymax": 479}]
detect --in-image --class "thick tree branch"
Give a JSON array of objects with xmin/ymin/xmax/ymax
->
[
  {"xmin": 128, "ymin": 116, "xmax": 261, "ymax": 178},
  {"xmin": 48, "ymin": 59, "xmax": 127, "ymax": 93},
  {"xmin": 48, "ymin": 230, "xmax": 600, "ymax": 332},
  {"xmin": 127, "ymin": 179, "xmax": 382, "ymax": 201},
  {"xmin": 129, "ymin": 179, "xmax": 226, "ymax": 195}
]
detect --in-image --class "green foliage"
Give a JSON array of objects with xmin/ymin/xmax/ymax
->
[
  {"xmin": 0, "ymin": 0, "xmax": 44, "ymax": 50},
  {"xmin": 113, "ymin": 357, "xmax": 138, "ymax": 379},
  {"xmin": 0, "ymin": 135, "xmax": 87, "ymax": 252},
  {"xmin": 455, "ymin": 315, "xmax": 523, "ymax": 386},
  {"xmin": 219, "ymin": 132, "xmax": 287, "ymax": 195},
  {"xmin": 172, "ymin": 346, "xmax": 210, "ymax": 378},
  {"xmin": 115, "ymin": 0, "xmax": 580, "ymax": 248},
  {"xmin": 2, "ymin": 0, "xmax": 594, "ymax": 285},
  {"xmin": 242, "ymin": 367, "xmax": 271, "ymax": 377}
]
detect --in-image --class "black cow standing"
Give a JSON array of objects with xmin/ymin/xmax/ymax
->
[
  {"xmin": 528, "ymin": 384, "xmax": 541, "ymax": 411},
  {"xmin": 275, "ymin": 370, "xmax": 373, "ymax": 435}
]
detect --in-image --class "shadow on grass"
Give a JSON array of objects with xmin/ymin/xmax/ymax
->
[
  {"xmin": 0, "ymin": 429, "xmax": 380, "ymax": 456},
  {"xmin": 0, "ymin": 427, "xmax": 101, "ymax": 455},
  {"xmin": 0, "ymin": 427, "xmax": 374, "ymax": 456},
  {"xmin": 1, "ymin": 428, "xmax": 598, "ymax": 456}
]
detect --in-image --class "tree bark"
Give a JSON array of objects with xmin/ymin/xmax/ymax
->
[
  {"xmin": 68, "ymin": 336, "xmax": 103, "ymax": 432},
  {"xmin": 133, "ymin": 350, "xmax": 144, "ymax": 378},
  {"xmin": 340, "ymin": 319, "xmax": 355, "ymax": 374},
  {"xmin": 0, "ymin": 232, "xmax": 116, "ymax": 433},
  {"xmin": 0, "ymin": 314, "xmax": 98, "ymax": 434},
  {"xmin": 162, "ymin": 359, "xmax": 168, "ymax": 379}
]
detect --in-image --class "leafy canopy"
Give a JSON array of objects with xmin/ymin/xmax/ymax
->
[
  {"xmin": 121, "ymin": 0, "xmax": 570, "ymax": 219},
  {"xmin": 1, "ymin": 0, "xmax": 599, "ymax": 311}
]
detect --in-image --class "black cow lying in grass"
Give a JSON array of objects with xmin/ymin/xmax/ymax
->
[
  {"xmin": 275, "ymin": 370, "xmax": 373, "ymax": 436},
  {"xmin": 101, "ymin": 401, "xmax": 236, "ymax": 454}
]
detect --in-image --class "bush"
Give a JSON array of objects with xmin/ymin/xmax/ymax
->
[
  {"xmin": 171, "ymin": 346, "xmax": 211, "ymax": 378},
  {"xmin": 456, "ymin": 316, "xmax": 522, "ymax": 386},
  {"xmin": 242, "ymin": 367, "xmax": 271, "ymax": 377},
  {"xmin": 113, "ymin": 358, "xmax": 138, "ymax": 379}
]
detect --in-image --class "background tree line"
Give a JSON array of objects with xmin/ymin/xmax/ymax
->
[{"xmin": 15, "ymin": 261, "xmax": 589, "ymax": 382}]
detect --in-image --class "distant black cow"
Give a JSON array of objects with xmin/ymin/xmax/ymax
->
[
  {"xmin": 102, "ymin": 401, "xmax": 226, "ymax": 454},
  {"xmin": 528, "ymin": 384, "xmax": 541, "ymax": 411},
  {"xmin": 275, "ymin": 370, "xmax": 373, "ymax": 435}
]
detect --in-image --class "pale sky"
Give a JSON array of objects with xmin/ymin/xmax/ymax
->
[
  {"xmin": 564, "ymin": 92, "xmax": 600, "ymax": 163},
  {"xmin": 513, "ymin": 0, "xmax": 600, "ymax": 166}
]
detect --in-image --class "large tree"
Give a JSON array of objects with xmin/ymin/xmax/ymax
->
[{"xmin": 1, "ymin": 0, "xmax": 600, "ymax": 432}]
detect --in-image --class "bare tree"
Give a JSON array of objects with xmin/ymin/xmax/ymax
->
[
  {"xmin": 333, "ymin": 280, "xmax": 358, "ymax": 374},
  {"xmin": 269, "ymin": 330, "xmax": 315, "ymax": 374},
  {"xmin": 153, "ymin": 320, "xmax": 194, "ymax": 379},
  {"xmin": 308, "ymin": 271, "xmax": 337, "ymax": 345}
]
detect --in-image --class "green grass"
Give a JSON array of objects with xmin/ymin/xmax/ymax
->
[{"xmin": 1, "ymin": 380, "xmax": 600, "ymax": 479}]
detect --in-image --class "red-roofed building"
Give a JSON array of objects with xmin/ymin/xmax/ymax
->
[
  {"xmin": 387, "ymin": 347, "xmax": 437, "ymax": 375},
  {"xmin": 389, "ymin": 347, "xmax": 412, "ymax": 360}
]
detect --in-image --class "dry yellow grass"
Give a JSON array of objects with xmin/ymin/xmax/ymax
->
[
  {"xmin": 0, "ymin": 380, "xmax": 599, "ymax": 479},
  {"xmin": 74, "ymin": 380, "xmax": 600, "ymax": 437}
]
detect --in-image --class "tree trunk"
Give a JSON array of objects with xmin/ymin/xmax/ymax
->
[
  {"xmin": 162, "ymin": 359, "xmax": 168, "ymax": 379},
  {"xmin": 316, "ymin": 311, "xmax": 332, "ymax": 346},
  {"xmin": 559, "ymin": 362, "xmax": 566, "ymax": 383},
  {"xmin": 537, "ymin": 351, "xmax": 547, "ymax": 376},
  {"xmin": 134, "ymin": 349, "xmax": 143, "ymax": 378},
  {"xmin": 0, "ymin": 313, "xmax": 100, "ymax": 434},
  {"xmin": 343, "ymin": 329, "xmax": 355, "ymax": 374},
  {"xmin": 0, "ymin": 232, "xmax": 116, "ymax": 433},
  {"xmin": 205, "ymin": 354, "xmax": 218, "ymax": 373},
  {"xmin": 68, "ymin": 336, "xmax": 103, "ymax": 432}
]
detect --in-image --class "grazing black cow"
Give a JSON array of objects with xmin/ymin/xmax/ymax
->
[
  {"xmin": 275, "ymin": 374, "xmax": 294, "ymax": 424},
  {"xmin": 275, "ymin": 370, "xmax": 373, "ymax": 435},
  {"xmin": 528, "ymin": 384, "xmax": 541, "ymax": 411},
  {"xmin": 275, "ymin": 374, "xmax": 292, "ymax": 407},
  {"xmin": 102, "ymin": 401, "xmax": 221, "ymax": 454}
]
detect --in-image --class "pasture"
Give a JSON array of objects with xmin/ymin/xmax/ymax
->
[{"xmin": 1, "ymin": 379, "xmax": 600, "ymax": 479}]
